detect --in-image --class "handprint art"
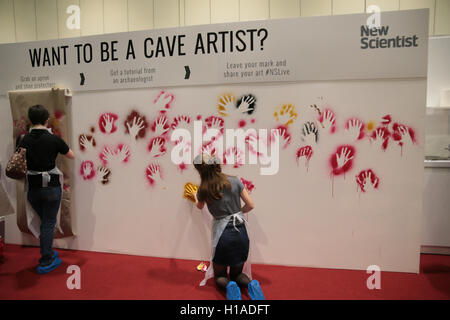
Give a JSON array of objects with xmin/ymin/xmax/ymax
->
[
  {"xmin": 370, "ymin": 127, "xmax": 390, "ymax": 151},
  {"xmin": 318, "ymin": 108, "xmax": 336, "ymax": 134},
  {"xmin": 330, "ymin": 145, "xmax": 355, "ymax": 176},
  {"xmin": 100, "ymin": 144, "xmax": 131, "ymax": 166},
  {"xmin": 125, "ymin": 110, "xmax": 148, "ymax": 140},
  {"xmin": 356, "ymin": 169, "xmax": 379, "ymax": 193},
  {"xmin": 148, "ymin": 137, "xmax": 167, "ymax": 158},
  {"xmin": 78, "ymin": 134, "xmax": 96, "ymax": 152},
  {"xmin": 153, "ymin": 90, "xmax": 174, "ymax": 113},
  {"xmin": 151, "ymin": 114, "xmax": 170, "ymax": 137},
  {"xmin": 392, "ymin": 123, "xmax": 417, "ymax": 152},
  {"xmin": 236, "ymin": 94, "xmax": 256, "ymax": 115},
  {"xmin": 171, "ymin": 115, "xmax": 191, "ymax": 130},
  {"xmin": 80, "ymin": 160, "xmax": 96, "ymax": 180},
  {"xmin": 345, "ymin": 118, "xmax": 365, "ymax": 141},
  {"xmin": 99, "ymin": 113, "xmax": 119, "ymax": 134},
  {"xmin": 217, "ymin": 94, "xmax": 236, "ymax": 117},
  {"xmin": 296, "ymin": 146, "xmax": 313, "ymax": 170},
  {"xmin": 240, "ymin": 177, "xmax": 255, "ymax": 193},
  {"xmin": 223, "ymin": 147, "xmax": 245, "ymax": 168},
  {"xmin": 146, "ymin": 163, "xmax": 163, "ymax": 186},
  {"xmin": 273, "ymin": 104, "xmax": 298, "ymax": 126},
  {"xmin": 270, "ymin": 125, "xmax": 291, "ymax": 149},
  {"xmin": 96, "ymin": 166, "xmax": 111, "ymax": 185},
  {"xmin": 204, "ymin": 116, "xmax": 225, "ymax": 135},
  {"xmin": 301, "ymin": 122, "xmax": 318, "ymax": 145}
]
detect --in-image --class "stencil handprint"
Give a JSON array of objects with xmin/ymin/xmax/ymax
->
[
  {"xmin": 100, "ymin": 144, "xmax": 131, "ymax": 166},
  {"xmin": 99, "ymin": 113, "xmax": 118, "ymax": 134},
  {"xmin": 240, "ymin": 177, "xmax": 255, "ymax": 193},
  {"xmin": 148, "ymin": 137, "xmax": 167, "ymax": 158},
  {"xmin": 96, "ymin": 166, "xmax": 111, "ymax": 185},
  {"xmin": 80, "ymin": 160, "xmax": 96, "ymax": 180},
  {"xmin": 301, "ymin": 122, "xmax": 318, "ymax": 145},
  {"xmin": 345, "ymin": 118, "xmax": 365, "ymax": 141},
  {"xmin": 171, "ymin": 115, "xmax": 191, "ymax": 130},
  {"xmin": 217, "ymin": 94, "xmax": 236, "ymax": 117},
  {"xmin": 223, "ymin": 147, "xmax": 244, "ymax": 168},
  {"xmin": 236, "ymin": 94, "xmax": 256, "ymax": 115},
  {"xmin": 356, "ymin": 169, "xmax": 379, "ymax": 193},
  {"xmin": 125, "ymin": 111, "xmax": 148, "ymax": 140},
  {"xmin": 371, "ymin": 127, "xmax": 390, "ymax": 151},
  {"xmin": 330, "ymin": 145, "xmax": 355, "ymax": 176},
  {"xmin": 146, "ymin": 163, "xmax": 163, "ymax": 186},
  {"xmin": 296, "ymin": 146, "xmax": 313, "ymax": 170},
  {"xmin": 271, "ymin": 125, "xmax": 291, "ymax": 149},
  {"xmin": 318, "ymin": 108, "xmax": 336, "ymax": 133},
  {"xmin": 151, "ymin": 114, "xmax": 170, "ymax": 137},
  {"xmin": 79, "ymin": 134, "xmax": 96, "ymax": 152},
  {"xmin": 274, "ymin": 104, "xmax": 298, "ymax": 126}
]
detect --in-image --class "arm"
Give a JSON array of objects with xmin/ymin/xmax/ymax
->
[
  {"xmin": 193, "ymin": 193, "xmax": 205, "ymax": 210},
  {"xmin": 64, "ymin": 148, "xmax": 75, "ymax": 159},
  {"xmin": 240, "ymin": 188, "xmax": 255, "ymax": 213}
]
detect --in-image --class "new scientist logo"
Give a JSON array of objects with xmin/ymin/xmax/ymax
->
[{"xmin": 360, "ymin": 25, "xmax": 418, "ymax": 49}]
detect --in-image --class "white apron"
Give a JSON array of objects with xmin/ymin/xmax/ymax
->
[
  {"xmin": 200, "ymin": 211, "xmax": 252, "ymax": 286},
  {"xmin": 25, "ymin": 166, "xmax": 64, "ymax": 238}
]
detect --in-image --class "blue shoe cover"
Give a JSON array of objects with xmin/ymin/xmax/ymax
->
[
  {"xmin": 52, "ymin": 251, "xmax": 58, "ymax": 259},
  {"xmin": 37, "ymin": 257, "xmax": 62, "ymax": 274},
  {"xmin": 226, "ymin": 281, "xmax": 241, "ymax": 300},
  {"xmin": 248, "ymin": 280, "xmax": 265, "ymax": 300}
]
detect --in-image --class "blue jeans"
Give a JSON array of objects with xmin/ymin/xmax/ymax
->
[{"xmin": 27, "ymin": 187, "xmax": 62, "ymax": 265}]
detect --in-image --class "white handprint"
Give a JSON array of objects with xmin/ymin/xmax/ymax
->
[
  {"xmin": 147, "ymin": 164, "xmax": 162, "ymax": 185},
  {"xmin": 117, "ymin": 145, "xmax": 131, "ymax": 162},
  {"xmin": 96, "ymin": 166, "xmax": 110, "ymax": 184},
  {"xmin": 82, "ymin": 162, "xmax": 93, "ymax": 178},
  {"xmin": 398, "ymin": 125, "xmax": 413, "ymax": 146},
  {"xmin": 272, "ymin": 127, "xmax": 291, "ymax": 148},
  {"xmin": 79, "ymin": 134, "xmax": 95, "ymax": 153},
  {"xmin": 321, "ymin": 109, "xmax": 336, "ymax": 131},
  {"xmin": 335, "ymin": 147, "xmax": 354, "ymax": 169},
  {"xmin": 346, "ymin": 119, "xmax": 363, "ymax": 141},
  {"xmin": 101, "ymin": 147, "xmax": 115, "ymax": 165},
  {"xmin": 102, "ymin": 114, "xmax": 114, "ymax": 134},
  {"xmin": 357, "ymin": 171, "xmax": 379, "ymax": 192},
  {"xmin": 302, "ymin": 122, "xmax": 318, "ymax": 145},
  {"xmin": 171, "ymin": 115, "xmax": 191, "ymax": 130},
  {"xmin": 149, "ymin": 138, "xmax": 166, "ymax": 158},
  {"xmin": 153, "ymin": 115, "xmax": 169, "ymax": 136},
  {"xmin": 296, "ymin": 146, "xmax": 313, "ymax": 168},
  {"xmin": 274, "ymin": 104, "xmax": 297, "ymax": 126},
  {"xmin": 217, "ymin": 94, "xmax": 236, "ymax": 117},
  {"xmin": 371, "ymin": 128, "xmax": 386, "ymax": 149},
  {"xmin": 236, "ymin": 95, "xmax": 255, "ymax": 114},
  {"xmin": 126, "ymin": 116, "xmax": 145, "ymax": 140}
]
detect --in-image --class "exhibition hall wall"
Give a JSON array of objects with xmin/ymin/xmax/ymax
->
[{"xmin": 0, "ymin": 10, "xmax": 428, "ymax": 273}]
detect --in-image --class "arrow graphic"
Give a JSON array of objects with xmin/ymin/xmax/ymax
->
[
  {"xmin": 80, "ymin": 73, "xmax": 85, "ymax": 85},
  {"xmin": 184, "ymin": 66, "xmax": 190, "ymax": 80}
]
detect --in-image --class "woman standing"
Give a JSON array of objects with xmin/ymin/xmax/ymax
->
[{"xmin": 18, "ymin": 105, "xmax": 74, "ymax": 274}]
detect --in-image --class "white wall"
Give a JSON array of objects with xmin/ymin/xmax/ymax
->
[{"xmin": 1, "ymin": 0, "xmax": 449, "ymax": 44}]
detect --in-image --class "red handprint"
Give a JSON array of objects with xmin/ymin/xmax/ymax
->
[
  {"xmin": 80, "ymin": 160, "xmax": 96, "ymax": 180},
  {"xmin": 148, "ymin": 137, "xmax": 167, "ymax": 158},
  {"xmin": 345, "ymin": 118, "xmax": 365, "ymax": 141},
  {"xmin": 153, "ymin": 90, "xmax": 174, "ymax": 113},
  {"xmin": 240, "ymin": 177, "xmax": 255, "ymax": 193},
  {"xmin": 318, "ymin": 108, "xmax": 337, "ymax": 134},
  {"xmin": 99, "ymin": 113, "xmax": 118, "ymax": 134},
  {"xmin": 370, "ymin": 127, "xmax": 390, "ymax": 151},
  {"xmin": 171, "ymin": 115, "xmax": 191, "ymax": 130},
  {"xmin": 151, "ymin": 114, "xmax": 170, "ymax": 137},
  {"xmin": 223, "ymin": 147, "xmax": 244, "ymax": 168},
  {"xmin": 356, "ymin": 169, "xmax": 379, "ymax": 193},
  {"xmin": 296, "ymin": 146, "xmax": 313, "ymax": 170},
  {"xmin": 330, "ymin": 145, "xmax": 355, "ymax": 176}
]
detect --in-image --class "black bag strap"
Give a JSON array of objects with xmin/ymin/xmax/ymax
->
[{"xmin": 15, "ymin": 134, "xmax": 25, "ymax": 151}]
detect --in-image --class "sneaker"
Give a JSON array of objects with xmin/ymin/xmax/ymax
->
[
  {"xmin": 37, "ymin": 257, "xmax": 62, "ymax": 274},
  {"xmin": 248, "ymin": 280, "xmax": 265, "ymax": 300},
  {"xmin": 226, "ymin": 281, "xmax": 241, "ymax": 300}
]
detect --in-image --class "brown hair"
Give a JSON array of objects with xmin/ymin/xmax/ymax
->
[{"xmin": 193, "ymin": 154, "xmax": 231, "ymax": 203}]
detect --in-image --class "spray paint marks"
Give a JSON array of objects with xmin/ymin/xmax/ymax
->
[
  {"xmin": 146, "ymin": 163, "xmax": 163, "ymax": 186},
  {"xmin": 97, "ymin": 166, "xmax": 111, "ymax": 185},
  {"xmin": 270, "ymin": 125, "xmax": 291, "ymax": 149},
  {"xmin": 296, "ymin": 146, "xmax": 313, "ymax": 171},
  {"xmin": 240, "ymin": 177, "xmax": 255, "ymax": 193},
  {"xmin": 151, "ymin": 114, "xmax": 170, "ymax": 137},
  {"xmin": 124, "ymin": 110, "xmax": 148, "ymax": 140},
  {"xmin": 318, "ymin": 108, "xmax": 336, "ymax": 134},
  {"xmin": 223, "ymin": 147, "xmax": 245, "ymax": 168},
  {"xmin": 80, "ymin": 160, "xmax": 96, "ymax": 180},
  {"xmin": 370, "ymin": 127, "xmax": 390, "ymax": 151},
  {"xmin": 236, "ymin": 94, "xmax": 256, "ymax": 115},
  {"xmin": 329, "ymin": 145, "xmax": 356, "ymax": 197},
  {"xmin": 356, "ymin": 169, "xmax": 379, "ymax": 193},
  {"xmin": 273, "ymin": 104, "xmax": 298, "ymax": 126},
  {"xmin": 171, "ymin": 115, "xmax": 191, "ymax": 130},
  {"xmin": 100, "ymin": 144, "xmax": 131, "ymax": 166},
  {"xmin": 78, "ymin": 134, "xmax": 96, "ymax": 151},
  {"xmin": 301, "ymin": 122, "xmax": 318, "ymax": 145},
  {"xmin": 345, "ymin": 118, "xmax": 365, "ymax": 141},
  {"xmin": 148, "ymin": 137, "xmax": 167, "ymax": 158},
  {"xmin": 153, "ymin": 90, "xmax": 174, "ymax": 113},
  {"xmin": 217, "ymin": 94, "xmax": 236, "ymax": 117},
  {"xmin": 99, "ymin": 113, "xmax": 119, "ymax": 134},
  {"xmin": 392, "ymin": 123, "xmax": 417, "ymax": 150},
  {"xmin": 238, "ymin": 119, "xmax": 247, "ymax": 128}
]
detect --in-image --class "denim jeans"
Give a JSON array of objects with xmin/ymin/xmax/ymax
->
[{"xmin": 27, "ymin": 186, "xmax": 62, "ymax": 265}]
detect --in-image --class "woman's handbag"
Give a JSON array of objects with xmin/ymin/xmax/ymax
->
[{"xmin": 5, "ymin": 135, "xmax": 27, "ymax": 180}]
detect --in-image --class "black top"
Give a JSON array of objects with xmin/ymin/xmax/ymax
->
[{"xmin": 18, "ymin": 129, "xmax": 69, "ymax": 171}]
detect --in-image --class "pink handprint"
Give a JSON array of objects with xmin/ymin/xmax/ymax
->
[
  {"xmin": 151, "ymin": 114, "xmax": 170, "ymax": 136},
  {"xmin": 146, "ymin": 164, "xmax": 163, "ymax": 186},
  {"xmin": 124, "ymin": 110, "xmax": 148, "ymax": 140},
  {"xmin": 204, "ymin": 116, "xmax": 225, "ymax": 135},
  {"xmin": 296, "ymin": 146, "xmax": 313, "ymax": 170},
  {"xmin": 100, "ymin": 144, "xmax": 130, "ymax": 165},
  {"xmin": 171, "ymin": 115, "xmax": 191, "ymax": 130},
  {"xmin": 392, "ymin": 123, "xmax": 416, "ymax": 146},
  {"xmin": 148, "ymin": 137, "xmax": 167, "ymax": 158},
  {"xmin": 223, "ymin": 147, "xmax": 244, "ymax": 168},
  {"xmin": 370, "ymin": 127, "xmax": 390, "ymax": 151},
  {"xmin": 270, "ymin": 125, "xmax": 291, "ymax": 149},
  {"xmin": 80, "ymin": 160, "xmax": 96, "ymax": 180},
  {"xmin": 318, "ymin": 108, "xmax": 336, "ymax": 134},
  {"xmin": 99, "ymin": 113, "xmax": 118, "ymax": 134},
  {"xmin": 115, "ymin": 144, "xmax": 131, "ymax": 163},
  {"xmin": 356, "ymin": 169, "xmax": 379, "ymax": 193},
  {"xmin": 330, "ymin": 145, "xmax": 355, "ymax": 176},
  {"xmin": 240, "ymin": 177, "xmax": 255, "ymax": 193}
]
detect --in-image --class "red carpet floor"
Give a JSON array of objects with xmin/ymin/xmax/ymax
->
[{"xmin": 0, "ymin": 244, "xmax": 449, "ymax": 300}]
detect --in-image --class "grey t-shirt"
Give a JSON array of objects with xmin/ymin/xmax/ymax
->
[{"xmin": 206, "ymin": 176, "xmax": 244, "ymax": 220}]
